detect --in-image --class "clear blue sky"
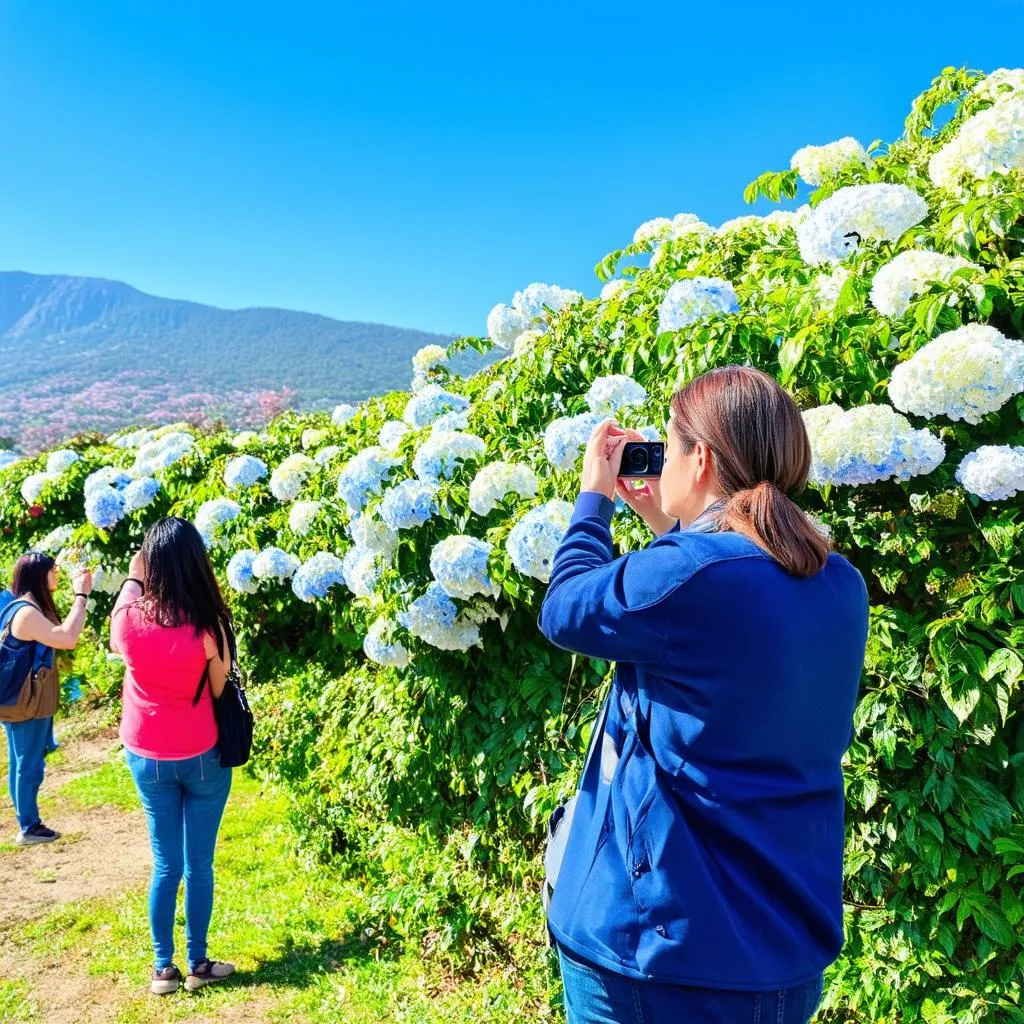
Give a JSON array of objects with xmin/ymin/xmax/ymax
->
[{"xmin": 1, "ymin": 1, "xmax": 1022, "ymax": 336}]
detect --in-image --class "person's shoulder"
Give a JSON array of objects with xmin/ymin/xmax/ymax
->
[{"xmin": 823, "ymin": 551, "xmax": 869, "ymax": 597}]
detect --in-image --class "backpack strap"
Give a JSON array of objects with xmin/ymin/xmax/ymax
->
[{"xmin": 0, "ymin": 599, "xmax": 37, "ymax": 638}]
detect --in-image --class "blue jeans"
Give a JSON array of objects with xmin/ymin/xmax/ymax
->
[
  {"xmin": 558, "ymin": 945, "xmax": 825, "ymax": 1024},
  {"xmin": 3, "ymin": 716, "xmax": 52, "ymax": 833},
  {"xmin": 125, "ymin": 747, "xmax": 232, "ymax": 971}
]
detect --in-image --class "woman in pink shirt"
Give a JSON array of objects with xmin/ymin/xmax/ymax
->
[{"xmin": 111, "ymin": 517, "xmax": 236, "ymax": 996}]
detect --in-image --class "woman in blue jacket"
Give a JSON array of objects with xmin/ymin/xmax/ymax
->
[{"xmin": 539, "ymin": 366, "xmax": 869, "ymax": 1024}]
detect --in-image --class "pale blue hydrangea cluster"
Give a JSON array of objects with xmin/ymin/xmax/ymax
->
[
  {"xmin": 544, "ymin": 413, "xmax": 602, "ymax": 472},
  {"xmin": 291, "ymin": 552, "xmax": 346, "ymax": 602},
  {"xmin": 929, "ymin": 94, "xmax": 1024, "ymax": 193},
  {"xmin": 379, "ymin": 420, "xmax": 410, "ymax": 451},
  {"xmin": 600, "ymin": 279, "xmax": 631, "ymax": 301},
  {"xmin": 657, "ymin": 277, "xmax": 740, "ymax": 333},
  {"xmin": 379, "ymin": 478, "xmax": 439, "ymax": 530},
  {"xmin": 342, "ymin": 546, "xmax": 381, "ymax": 598},
  {"xmin": 430, "ymin": 536, "xmax": 498, "ymax": 600},
  {"xmin": 86, "ymin": 485, "xmax": 126, "ymax": 529},
  {"xmin": 36, "ymin": 524, "xmax": 75, "ymax": 555},
  {"xmin": 111, "ymin": 428, "xmax": 157, "ymax": 449},
  {"xmin": 802, "ymin": 403, "xmax": 945, "ymax": 486},
  {"xmin": 870, "ymin": 250, "xmax": 983, "ymax": 317},
  {"xmin": 486, "ymin": 283, "xmax": 582, "ymax": 349},
  {"xmin": 468, "ymin": 461, "xmax": 539, "ymax": 516},
  {"xmin": 348, "ymin": 513, "xmax": 399, "ymax": 557},
  {"xmin": 403, "ymin": 384, "xmax": 470, "ymax": 428},
  {"xmin": 635, "ymin": 424, "xmax": 663, "ymax": 442},
  {"xmin": 796, "ymin": 184, "xmax": 930, "ymax": 265},
  {"xmin": 227, "ymin": 550, "xmax": 259, "ymax": 593},
  {"xmin": 314, "ymin": 445, "xmax": 343, "ymax": 466},
  {"xmin": 46, "ymin": 450, "xmax": 80, "ymax": 474},
  {"xmin": 195, "ymin": 498, "xmax": 241, "ymax": 548},
  {"xmin": 955, "ymin": 445, "xmax": 1024, "ymax": 501},
  {"xmin": 888, "ymin": 324, "xmax": 1024, "ymax": 424},
  {"xmin": 301, "ymin": 428, "xmax": 330, "ymax": 450},
  {"xmin": 397, "ymin": 582, "xmax": 481, "ymax": 651},
  {"xmin": 252, "ymin": 546, "xmax": 301, "ymax": 580},
  {"xmin": 21, "ymin": 472, "xmax": 58, "ymax": 503},
  {"xmin": 84, "ymin": 467, "xmax": 135, "ymax": 496},
  {"xmin": 431, "ymin": 407, "xmax": 472, "ymax": 433},
  {"xmin": 288, "ymin": 499, "xmax": 322, "ymax": 536},
  {"xmin": 0, "ymin": 451, "xmax": 19, "ymax": 471},
  {"xmin": 512, "ymin": 329, "xmax": 544, "ymax": 358},
  {"xmin": 633, "ymin": 213, "xmax": 713, "ymax": 248},
  {"xmin": 717, "ymin": 209, "xmax": 796, "ymax": 238},
  {"xmin": 412, "ymin": 344, "xmax": 448, "ymax": 375},
  {"xmin": 585, "ymin": 375, "xmax": 647, "ymax": 415},
  {"xmin": 92, "ymin": 565, "xmax": 129, "ymax": 595},
  {"xmin": 506, "ymin": 499, "xmax": 573, "ymax": 582},
  {"xmin": 790, "ymin": 137, "xmax": 871, "ymax": 186},
  {"xmin": 134, "ymin": 431, "xmax": 195, "ymax": 475},
  {"xmin": 270, "ymin": 453, "xmax": 317, "ymax": 501},
  {"xmin": 332, "ymin": 404, "xmax": 358, "ymax": 426},
  {"xmin": 413, "ymin": 431, "xmax": 486, "ymax": 482},
  {"xmin": 336, "ymin": 447, "xmax": 399, "ymax": 513},
  {"xmin": 224, "ymin": 455, "xmax": 268, "ymax": 488},
  {"xmin": 363, "ymin": 618, "xmax": 410, "ymax": 668},
  {"xmin": 123, "ymin": 476, "xmax": 161, "ymax": 513}
]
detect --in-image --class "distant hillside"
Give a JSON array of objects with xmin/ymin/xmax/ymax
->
[{"xmin": 0, "ymin": 271, "xmax": 488, "ymax": 451}]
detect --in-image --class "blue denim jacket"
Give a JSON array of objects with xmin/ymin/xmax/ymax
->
[{"xmin": 538, "ymin": 493, "xmax": 868, "ymax": 990}]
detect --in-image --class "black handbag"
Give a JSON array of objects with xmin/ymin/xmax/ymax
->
[{"xmin": 192, "ymin": 628, "xmax": 253, "ymax": 768}]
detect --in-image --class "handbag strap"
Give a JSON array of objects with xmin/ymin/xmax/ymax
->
[
  {"xmin": 191, "ymin": 621, "xmax": 238, "ymax": 706},
  {"xmin": 576, "ymin": 692, "xmax": 610, "ymax": 791}
]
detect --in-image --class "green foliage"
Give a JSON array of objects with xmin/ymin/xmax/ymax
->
[{"xmin": 2, "ymin": 66, "xmax": 1023, "ymax": 1021}]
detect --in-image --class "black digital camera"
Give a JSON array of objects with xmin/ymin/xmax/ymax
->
[{"xmin": 618, "ymin": 441, "xmax": 664, "ymax": 477}]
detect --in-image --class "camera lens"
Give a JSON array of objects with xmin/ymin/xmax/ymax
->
[{"xmin": 628, "ymin": 447, "xmax": 649, "ymax": 471}]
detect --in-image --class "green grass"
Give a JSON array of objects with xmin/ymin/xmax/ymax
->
[{"xmin": 1, "ymin": 737, "xmax": 557, "ymax": 1023}]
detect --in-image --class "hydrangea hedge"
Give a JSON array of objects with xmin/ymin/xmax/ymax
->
[{"xmin": 2, "ymin": 67, "xmax": 1023, "ymax": 1021}]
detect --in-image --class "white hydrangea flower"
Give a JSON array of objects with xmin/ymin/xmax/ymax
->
[
  {"xmin": 36, "ymin": 524, "xmax": 75, "ymax": 555},
  {"xmin": 92, "ymin": 565, "xmax": 129, "ymax": 595},
  {"xmin": 803, "ymin": 403, "xmax": 945, "ymax": 486},
  {"xmin": 336, "ymin": 447, "xmax": 399, "ymax": 513},
  {"xmin": 133, "ymin": 431, "xmax": 195, "ymax": 476},
  {"xmin": 544, "ymin": 413, "xmax": 602, "ymax": 472},
  {"xmin": 403, "ymin": 384, "xmax": 470, "ymax": 428},
  {"xmin": 379, "ymin": 478, "xmax": 440, "ymax": 531},
  {"xmin": 252, "ymin": 546, "xmax": 301, "ymax": 580},
  {"xmin": 796, "ymin": 184, "xmax": 929, "ymax": 265},
  {"xmin": 413, "ymin": 431, "xmax": 486, "ymax": 482},
  {"xmin": 658, "ymin": 276, "xmax": 740, "ymax": 333},
  {"xmin": 928, "ymin": 95, "xmax": 1024, "ymax": 193},
  {"xmin": 302, "ymin": 428, "xmax": 330, "ymax": 451},
  {"xmin": 332, "ymin": 404, "xmax": 358, "ymax": 426},
  {"xmin": 341, "ymin": 546, "xmax": 381, "ymax": 598},
  {"xmin": 363, "ymin": 618, "xmax": 410, "ymax": 668},
  {"xmin": 512, "ymin": 329, "xmax": 545, "ymax": 357},
  {"xmin": 888, "ymin": 324, "xmax": 1024, "ymax": 424},
  {"xmin": 224, "ymin": 455, "xmax": 268, "ymax": 488},
  {"xmin": 379, "ymin": 420, "xmax": 410, "ymax": 451},
  {"xmin": 227, "ymin": 550, "xmax": 259, "ymax": 594},
  {"xmin": 412, "ymin": 344, "xmax": 448, "ymax": 375},
  {"xmin": 314, "ymin": 445, "xmax": 343, "ymax": 466},
  {"xmin": 870, "ymin": 250, "xmax": 983, "ymax": 317},
  {"xmin": 716, "ymin": 215, "xmax": 766, "ymax": 236},
  {"xmin": 270, "ymin": 453, "xmax": 317, "ymax": 502},
  {"xmin": 600, "ymin": 279, "xmax": 631, "ymax": 301},
  {"xmin": 111, "ymin": 428, "xmax": 157, "ymax": 449},
  {"xmin": 956, "ymin": 445, "xmax": 1024, "ymax": 501},
  {"xmin": 486, "ymin": 303, "xmax": 532, "ymax": 350},
  {"xmin": 790, "ymin": 137, "xmax": 871, "ymax": 186},
  {"xmin": 231, "ymin": 431, "xmax": 258, "ymax": 449},
  {"xmin": 195, "ymin": 498, "xmax": 241, "ymax": 548},
  {"xmin": 468, "ymin": 461, "xmax": 539, "ymax": 516},
  {"xmin": 971, "ymin": 68, "xmax": 1024, "ymax": 105},
  {"xmin": 633, "ymin": 217, "xmax": 674, "ymax": 246},
  {"xmin": 122, "ymin": 477, "xmax": 161, "ymax": 513},
  {"xmin": 486, "ymin": 283, "xmax": 581, "ymax": 349},
  {"xmin": 430, "ymin": 536, "xmax": 498, "ymax": 600},
  {"xmin": 291, "ymin": 552, "xmax": 346, "ymax": 602},
  {"xmin": 585, "ymin": 375, "xmax": 647, "ymax": 416},
  {"xmin": 348, "ymin": 512, "xmax": 399, "ymax": 557},
  {"xmin": 813, "ymin": 267, "xmax": 852, "ymax": 312},
  {"xmin": 506, "ymin": 500, "xmax": 573, "ymax": 582},
  {"xmin": 46, "ymin": 450, "xmax": 80, "ymax": 475},
  {"xmin": 430, "ymin": 407, "xmax": 471, "ymax": 433},
  {"xmin": 397, "ymin": 582, "xmax": 482, "ymax": 651},
  {"xmin": 21, "ymin": 472, "xmax": 57, "ymax": 504},
  {"xmin": 288, "ymin": 500, "xmax": 322, "ymax": 536}
]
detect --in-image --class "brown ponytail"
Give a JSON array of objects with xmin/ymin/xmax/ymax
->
[{"xmin": 670, "ymin": 366, "xmax": 831, "ymax": 578}]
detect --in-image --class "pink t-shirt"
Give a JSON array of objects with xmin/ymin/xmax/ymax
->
[{"xmin": 112, "ymin": 602, "xmax": 216, "ymax": 760}]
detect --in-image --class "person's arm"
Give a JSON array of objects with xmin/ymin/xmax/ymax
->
[
  {"xmin": 110, "ymin": 551, "xmax": 146, "ymax": 653},
  {"xmin": 202, "ymin": 623, "xmax": 231, "ymax": 699},
  {"xmin": 14, "ymin": 595, "xmax": 88, "ymax": 650}
]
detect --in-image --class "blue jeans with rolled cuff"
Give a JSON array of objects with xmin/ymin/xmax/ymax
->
[
  {"xmin": 558, "ymin": 944, "xmax": 825, "ymax": 1024},
  {"xmin": 125, "ymin": 746, "xmax": 232, "ymax": 971},
  {"xmin": 4, "ymin": 716, "xmax": 52, "ymax": 833}
]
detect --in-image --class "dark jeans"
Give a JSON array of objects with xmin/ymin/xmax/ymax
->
[
  {"xmin": 125, "ymin": 746, "xmax": 232, "ymax": 971},
  {"xmin": 558, "ymin": 944, "xmax": 824, "ymax": 1024}
]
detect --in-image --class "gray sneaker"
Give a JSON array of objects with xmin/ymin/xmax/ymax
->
[
  {"xmin": 15, "ymin": 823, "xmax": 61, "ymax": 846},
  {"xmin": 151, "ymin": 964, "xmax": 183, "ymax": 995},
  {"xmin": 184, "ymin": 959, "xmax": 235, "ymax": 991}
]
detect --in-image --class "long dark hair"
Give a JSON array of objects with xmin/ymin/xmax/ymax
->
[
  {"xmin": 670, "ymin": 365, "xmax": 831, "ymax": 578},
  {"xmin": 11, "ymin": 552, "xmax": 60, "ymax": 623},
  {"xmin": 140, "ymin": 517, "xmax": 234, "ymax": 659}
]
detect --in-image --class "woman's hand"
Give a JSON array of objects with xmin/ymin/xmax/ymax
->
[
  {"xmin": 128, "ymin": 549, "xmax": 146, "ymax": 581},
  {"xmin": 615, "ymin": 429, "xmax": 678, "ymax": 536},
  {"xmin": 581, "ymin": 420, "xmax": 628, "ymax": 500},
  {"xmin": 73, "ymin": 568, "xmax": 94, "ymax": 596}
]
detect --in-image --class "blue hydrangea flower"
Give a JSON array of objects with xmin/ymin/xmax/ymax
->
[
  {"xmin": 291, "ymin": 552, "xmax": 346, "ymax": 602},
  {"xmin": 658, "ymin": 277, "xmax": 740, "ymax": 333},
  {"xmin": 413, "ymin": 431, "xmax": 486, "ymax": 482},
  {"xmin": 348, "ymin": 513, "xmax": 399, "ymax": 557},
  {"xmin": 84, "ymin": 467, "xmax": 135, "ymax": 496},
  {"xmin": 123, "ymin": 477, "xmax": 161, "ymax": 513},
  {"xmin": 0, "ymin": 451, "xmax": 19, "ymax": 471},
  {"xmin": 227, "ymin": 550, "xmax": 259, "ymax": 593},
  {"xmin": 195, "ymin": 498, "xmax": 241, "ymax": 548},
  {"xmin": 379, "ymin": 420, "xmax": 410, "ymax": 451},
  {"xmin": 403, "ymin": 384, "xmax": 471, "ymax": 429},
  {"xmin": 86, "ymin": 485, "xmax": 126, "ymax": 530},
  {"xmin": 397, "ymin": 582, "xmax": 481, "ymax": 651},
  {"xmin": 46, "ymin": 450, "xmax": 80, "ymax": 475},
  {"xmin": 430, "ymin": 536, "xmax": 498, "ymax": 599},
  {"xmin": 314, "ymin": 445, "xmax": 343, "ymax": 466},
  {"xmin": 585, "ymin": 375, "xmax": 647, "ymax": 416},
  {"xmin": 506, "ymin": 500, "xmax": 573, "ymax": 582},
  {"xmin": 379, "ymin": 479, "xmax": 440, "ymax": 531},
  {"xmin": 342, "ymin": 547, "xmax": 380, "ymax": 598},
  {"xmin": 363, "ymin": 618, "xmax": 410, "ymax": 668},
  {"xmin": 332, "ymin": 404, "xmax": 358, "ymax": 426},
  {"xmin": 336, "ymin": 447, "xmax": 399, "ymax": 514},
  {"xmin": 224, "ymin": 455, "xmax": 268, "ymax": 488},
  {"xmin": 543, "ymin": 413, "xmax": 602, "ymax": 472},
  {"xmin": 252, "ymin": 546, "xmax": 301, "ymax": 580},
  {"xmin": 431, "ymin": 408, "xmax": 472, "ymax": 433}
]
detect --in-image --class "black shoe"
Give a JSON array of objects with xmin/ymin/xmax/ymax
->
[
  {"xmin": 151, "ymin": 964, "xmax": 183, "ymax": 995},
  {"xmin": 15, "ymin": 823, "xmax": 61, "ymax": 846}
]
